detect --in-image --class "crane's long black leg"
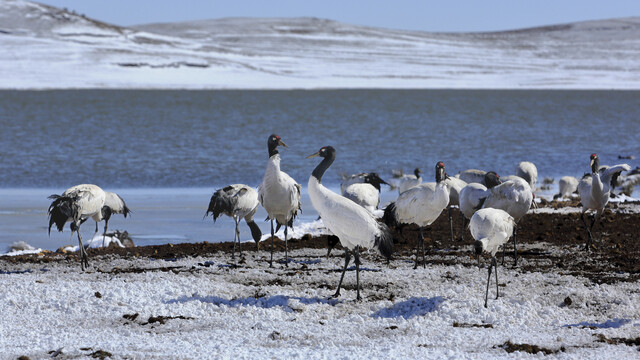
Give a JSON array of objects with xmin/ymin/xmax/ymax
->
[
  {"xmin": 421, "ymin": 228, "xmax": 426, "ymax": 269},
  {"xmin": 494, "ymin": 257, "xmax": 499, "ymax": 300},
  {"xmin": 102, "ymin": 219, "xmax": 109, "ymax": 248},
  {"xmin": 484, "ymin": 256, "xmax": 493, "ymax": 308},
  {"xmin": 501, "ymin": 241, "xmax": 506, "ymax": 265},
  {"xmin": 284, "ymin": 225, "xmax": 289, "ymax": 267},
  {"xmin": 354, "ymin": 246, "xmax": 361, "ymax": 301},
  {"xmin": 513, "ymin": 225, "xmax": 518, "ymax": 267},
  {"xmin": 459, "ymin": 212, "xmax": 465, "ymax": 242},
  {"xmin": 332, "ymin": 249, "xmax": 351, "ymax": 299},
  {"xmin": 580, "ymin": 212, "xmax": 593, "ymax": 251},
  {"xmin": 236, "ymin": 218, "xmax": 242, "ymax": 257},
  {"xmin": 414, "ymin": 227, "xmax": 423, "ymax": 269},
  {"xmin": 269, "ymin": 219, "xmax": 275, "ymax": 267},
  {"xmin": 76, "ymin": 223, "xmax": 89, "ymax": 271},
  {"xmin": 448, "ymin": 206, "xmax": 454, "ymax": 243},
  {"xmin": 69, "ymin": 226, "xmax": 80, "ymax": 270},
  {"xmin": 232, "ymin": 216, "xmax": 238, "ymax": 261}
]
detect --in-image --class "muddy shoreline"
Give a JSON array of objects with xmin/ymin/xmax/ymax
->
[{"xmin": 3, "ymin": 201, "xmax": 640, "ymax": 285}]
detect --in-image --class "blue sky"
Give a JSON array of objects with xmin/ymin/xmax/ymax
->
[{"xmin": 37, "ymin": 0, "xmax": 639, "ymax": 32}]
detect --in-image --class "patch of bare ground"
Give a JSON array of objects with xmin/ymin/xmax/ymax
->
[{"xmin": 2, "ymin": 202, "xmax": 639, "ymax": 285}]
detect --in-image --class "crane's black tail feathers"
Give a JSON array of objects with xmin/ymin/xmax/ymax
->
[
  {"xmin": 117, "ymin": 194, "xmax": 132, "ymax": 218},
  {"xmin": 205, "ymin": 190, "xmax": 233, "ymax": 222},
  {"xmin": 246, "ymin": 220, "xmax": 262, "ymax": 244},
  {"xmin": 375, "ymin": 223, "xmax": 394, "ymax": 261},
  {"xmin": 122, "ymin": 204, "xmax": 132, "ymax": 218},
  {"xmin": 382, "ymin": 202, "xmax": 398, "ymax": 228},
  {"xmin": 47, "ymin": 194, "xmax": 76, "ymax": 234}
]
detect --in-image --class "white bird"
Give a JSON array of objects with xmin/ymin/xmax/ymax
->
[
  {"xmin": 515, "ymin": 161, "xmax": 538, "ymax": 190},
  {"xmin": 307, "ymin": 146, "xmax": 393, "ymax": 301},
  {"xmin": 554, "ymin": 176, "xmax": 579, "ymax": 200},
  {"xmin": 443, "ymin": 176, "xmax": 467, "ymax": 242},
  {"xmin": 457, "ymin": 169, "xmax": 487, "ymax": 185},
  {"xmin": 397, "ymin": 168, "xmax": 423, "ymax": 194},
  {"xmin": 459, "ymin": 172, "xmax": 502, "ymax": 221},
  {"xmin": 258, "ymin": 134, "xmax": 302, "ymax": 267},
  {"xmin": 342, "ymin": 173, "xmax": 388, "ymax": 213},
  {"xmin": 482, "ymin": 176, "xmax": 534, "ymax": 266},
  {"xmin": 340, "ymin": 172, "xmax": 365, "ymax": 193},
  {"xmin": 470, "ymin": 208, "xmax": 515, "ymax": 308},
  {"xmin": 383, "ymin": 162, "xmax": 450, "ymax": 269},
  {"xmin": 91, "ymin": 191, "xmax": 131, "ymax": 247},
  {"xmin": 205, "ymin": 184, "xmax": 262, "ymax": 261},
  {"xmin": 47, "ymin": 184, "xmax": 106, "ymax": 270},
  {"xmin": 577, "ymin": 153, "xmax": 630, "ymax": 251}
]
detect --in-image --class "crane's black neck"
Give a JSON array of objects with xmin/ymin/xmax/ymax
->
[
  {"xmin": 414, "ymin": 168, "xmax": 421, "ymax": 178},
  {"xmin": 435, "ymin": 164, "xmax": 445, "ymax": 183},
  {"xmin": 312, "ymin": 149, "xmax": 336, "ymax": 183},
  {"xmin": 591, "ymin": 156, "xmax": 599, "ymax": 174},
  {"xmin": 365, "ymin": 173, "xmax": 385, "ymax": 192},
  {"xmin": 268, "ymin": 143, "xmax": 279, "ymax": 158}
]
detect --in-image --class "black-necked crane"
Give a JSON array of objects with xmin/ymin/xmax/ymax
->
[
  {"xmin": 515, "ymin": 161, "xmax": 538, "ymax": 190},
  {"xmin": 307, "ymin": 146, "xmax": 393, "ymax": 301},
  {"xmin": 258, "ymin": 134, "xmax": 302, "ymax": 267},
  {"xmin": 577, "ymin": 154, "xmax": 630, "ymax": 251},
  {"xmin": 397, "ymin": 168, "xmax": 423, "ymax": 194},
  {"xmin": 206, "ymin": 184, "xmax": 262, "ymax": 261},
  {"xmin": 482, "ymin": 176, "xmax": 533, "ymax": 266},
  {"xmin": 342, "ymin": 173, "xmax": 388, "ymax": 213},
  {"xmin": 340, "ymin": 172, "xmax": 384, "ymax": 193},
  {"xmin": 470, "ymin": 208, "xmax": 515, "ymax": 308},
  {"xmin": 47, "ymin": 184, "xmax": 106, "ymax": 271},
  {"xmin": 554, "ymin": 176, "xmax": 579, "ymax": 200},
  {"xmin": 443, "ymin": 175, "xmax": 467, "ymax": 242},
  {"xmin": 383, "ymin": 162, "xmax": 450, "ymax": 269},
  {"xmin": 459, "ymin": 172, "xmax": 502, "ymax": 221},
  {"xmin": 92, "ymin": 191, "xmax": 131, "ymax": 247}
]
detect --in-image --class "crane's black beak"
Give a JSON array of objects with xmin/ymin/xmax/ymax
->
[
  {"xmin": 306, "ymin": 151, "xmax": 321, "ymax": 159},
  {"xmin": 278, "ymin": 139, "xmax": 288, "ymax": 148}
]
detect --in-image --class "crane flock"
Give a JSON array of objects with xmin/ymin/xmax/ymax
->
[{"xmin": 45, "ymin": 137, "xmax": 633, "ymax": 305}]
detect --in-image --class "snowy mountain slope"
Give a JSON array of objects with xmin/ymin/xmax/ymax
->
[{"xmin": 1, "ymin": 0, "xmax": 640, "ymax": 89}]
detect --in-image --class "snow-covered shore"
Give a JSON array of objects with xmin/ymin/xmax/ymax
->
[{"xmin": 1, "ymin": 245, "xmax": 639, "ymax": 359}]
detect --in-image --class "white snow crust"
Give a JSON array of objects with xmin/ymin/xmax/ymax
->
[{"xmin": 1, "ymin": 249, "xmax": 639, "ymax": 359}]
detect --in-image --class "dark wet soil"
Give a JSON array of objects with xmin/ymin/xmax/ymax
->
[{"xmin": 3, "ymin": 200, "xmax": 640, "ymax": 284}]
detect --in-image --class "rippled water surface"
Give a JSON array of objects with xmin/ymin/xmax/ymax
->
[{"xmin": 1, "ymin": 90, "xmax": 638, "ymax": 188}]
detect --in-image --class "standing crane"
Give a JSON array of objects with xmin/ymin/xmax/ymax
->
[
  {"xmin": 48, "ymin": 184, "xmax": 106, "ymax": 270},
  {"xmin": 206, "ymin": 184, "xmax": 262, "ymax": 261},
  {"xmin": 383, "ymin": 162, "xmax": 450, "ymax": 269},
  {"xmin": 470, "ymin": 208, "xmax": 515, "ymax": 308},
  {"xmin": 307, "ymin": 146, "xmax": 393, "ymax": 300},
  {"xmin": 342, "ymin": 172, "xmax": 388, "ymax": 213},
  {"xmin": 577, "ymin": 154, "xmax": 630, "ymax": 251},
  {"xmin": 258, "ymin": 134, "xmax": 301, "ymax": 267}
]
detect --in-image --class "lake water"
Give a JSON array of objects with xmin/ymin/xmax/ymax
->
[{"xmin": 0, "ymin": 90, "xmax": 638, "ymax": 252}]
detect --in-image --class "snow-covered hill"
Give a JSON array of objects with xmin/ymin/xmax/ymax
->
[{"xmin": 1, "ymin": 0, "xmax": 640, "ymax": 89}]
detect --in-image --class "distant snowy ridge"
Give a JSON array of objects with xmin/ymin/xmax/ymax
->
[{"xmin": 1, "ymin": 0, "xmax": 640, "ymax": 89}]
